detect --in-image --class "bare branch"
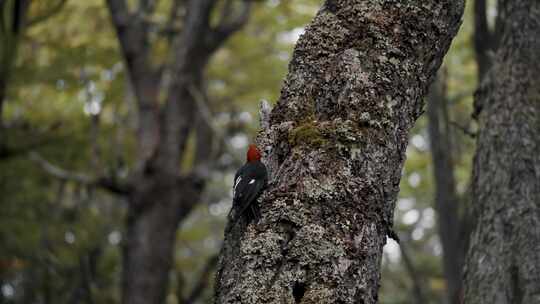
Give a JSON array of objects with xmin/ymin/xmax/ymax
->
[
  {"xmin": 188, "ymin": 83, "xmax": 218, "ymax": 179},
  {"xmin": 0, "ymin": 121, "xmax": 64, "ymax": 160},
  {"xmin": 106, "ymin": 0, "xmax": 132, "ymax": 26},
  {"xmin": 473, "ymin": 0, "xmax": 494, "ymax": 80},
  {"xmin": 30, "ymin": 152, "xmax": 93, "ymax": 183},
  {"xmin": 206, "ymin": 0, "xmax": 252, "ymax": 52},
  {"xmin": 152, "ymin": 0, "xmax": 216, "ymax": 171},
  {"xmin": 449, "ymin": 120, "xmax": 477, "ymax": 138},
  {"xmin": 163, "ymin": 0, "xmax": 184, "ymax": 43},
  {"xmin": 137, "ymin": 0, "xmax": 158, "ymax": 15},
  {"xmin": 169, "ymin": 0, "xmax": 215, "ymax": 65},
  {"xmin": 187, "ymin": 83, "xmax": 238, "ymax": 180},
  {"xmin": 29, "ymin": 152, "xmax": 131, "ymax": 195},
  {"xmin": 188, "ymin": 83, "xmax": 214, "ymax": 134},
  {"xmin": 106, "ymin": 0, "xmax": 161, "ymax": 164},
  {"xmin": 217, "ymin": 0, "xmax": 234, "ymax": 25},
  {"xmin": 492, "ymin": 1, "xmax": 503, "ymax": 48},
  {"xmin": 1, "ymin": 140, "xmax": 50, "ymax": 159},
  {"xmin": 106, "ymin": 0, "xmax": 155, "ymax": 84}
]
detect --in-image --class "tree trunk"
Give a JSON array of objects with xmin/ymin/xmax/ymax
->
[
  {"xmin": 119, "ymin": 75, "xmax": 202, "ymax": 304},
  {"xmin": 426, "ymin": 73, "xmax": 463, "ymax": 304},
  {"xmin": 463, "ymin": 1, "xmax": 540, "ymax": 303},
  {"xmin": 122, "ymin": 175, "xmax": 203, "ymax": 304},
  {"xmin": 215, "ymin": 1, "xmax": 464, "ymax": 303},
  {"xmin": 105, "ymin": 1, "xmax": 253, "ymax": 303}
]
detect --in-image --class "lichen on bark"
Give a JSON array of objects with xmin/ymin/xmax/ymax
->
[{"xmin": 215, "ymin": 1, "xmax": 464, "ymax": 303}]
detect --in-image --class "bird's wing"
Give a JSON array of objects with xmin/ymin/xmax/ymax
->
[
  {"xmin": 231, "ymin": 178, "xmax": 265, "ymax": 223},
  {"xmin": 242, "ymin": 178, "xmax": 265, "ymax": 209},
  {"xmin": 232, "ymin": 165, "xmax": 247, "ymax": 203},
  {"xmin": 233, "ymin": 175, "xmax": 242, "ymax": 199}
]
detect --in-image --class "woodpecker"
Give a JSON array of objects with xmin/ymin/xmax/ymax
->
[{"xmin": 229, "ymin": 144, "xmax": 268, "ymax": 228}]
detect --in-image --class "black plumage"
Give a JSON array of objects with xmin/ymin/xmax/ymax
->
[{"xmin": 230, "ymin": 159, "xmax": 268, "ymax": 226}]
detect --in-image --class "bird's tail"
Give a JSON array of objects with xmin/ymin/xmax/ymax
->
[{"xmin": 227, "ymin": 200, "xmax": 259, "ymax": 231}]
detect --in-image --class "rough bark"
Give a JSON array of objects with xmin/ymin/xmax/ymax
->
[
  {"xmin": 463, "ymin": 1, "xmax": 540, "ymax": 303},
  {"xmin": 426, "ymin": 73, "xmax": 463, "ymax": 304},
  {"xmin": 215, "ymin": 1, "xmax": 464, "ymax": 303},
  {"xmin": 105, "ymin": 1, "xmax": 252, "ymax": 303}
]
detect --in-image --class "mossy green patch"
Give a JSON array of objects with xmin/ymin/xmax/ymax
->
[{"xmin": 288, "ymin": 122, "xmax": 327, "ymax": 148}]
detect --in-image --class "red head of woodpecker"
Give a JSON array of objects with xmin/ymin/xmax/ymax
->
[{"xmin": 230, "ymin": 144, "xmax": 268, "ymax": 227}]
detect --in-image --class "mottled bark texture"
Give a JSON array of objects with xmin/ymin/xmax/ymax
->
[
  {"xmin": 215, "ymin": 1, "xmax": 464, "ymax": 303},
  {"xmin": 106, "ymin": 1, "xmax": 252, "ymax": 303},
  {"xmin": 427, "ymin": 73, "xmax": 463, "ymax": 304},
  {"xmin": 463, "ymin": 1, "xmax": 540, "ymax": 303}
]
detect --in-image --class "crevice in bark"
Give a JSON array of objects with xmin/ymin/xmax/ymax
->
[
  {"xmin": 292, "ymin": 281, "xmax": 306, "ymax": 303},
  {"xmin": 510, "ymin": 265, "xmax": 523, "ymax": 304},
  {"xmin": 279, "ymin": 219, "xmax": 298, "ymax": 250}
]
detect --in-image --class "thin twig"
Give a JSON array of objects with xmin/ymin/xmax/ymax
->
[
  {"xmin": 29, "ymin": 152, "xmax": 131, "ymax": 195},
  {"xmin": 449, "ymin": 120, "xmax": 476, "ymax": 138},
  {"xmin": 206, "ymin": 0, "xmax": 252, "ymax": 51}
]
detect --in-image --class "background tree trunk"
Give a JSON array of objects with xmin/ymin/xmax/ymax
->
[
  {"xmin": 422, "ymin": 1, "xmax": 503, "ymax": 300},
  {"xmin": 105, "ymin": 1, "xmax": 252, "ymax": 303},
  {"xmin": 472, "ymin": 0, "xmax": 501, "ymax": 119},
  {"xmin": 473, "ymin": 0, "xmax": 498, "ymax": 82},
  {"xmin": 215, "ymin": 1, "xmax": 464, "ymax": 303},
  {"xmin": 426, "ymin": 72, "xmax": 464, "ymax": 304},
  {"xmin": 0, "ymin": 0, "xmax": 31, "ymax": 157},
  {"xmin": 463, "ymin": 1, "xmax": 540, "ymax": 303}
]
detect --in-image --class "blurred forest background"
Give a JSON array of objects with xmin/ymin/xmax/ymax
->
[{"xmin": 0, "ymin": 0, "xmax": 494, "ymax": 303}]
